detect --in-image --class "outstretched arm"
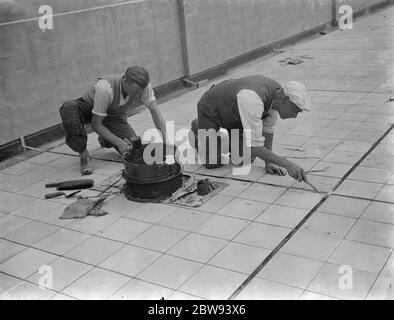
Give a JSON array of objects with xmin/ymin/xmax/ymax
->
[
  {"xmin": 251, "ymin": 145, "xmax": 307, "ymax": 182},
  {"xmin": 147, "ymin": 101, "xmax": 166, "ymax": 141}
]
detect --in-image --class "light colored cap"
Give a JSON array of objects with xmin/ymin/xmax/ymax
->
[{"xmin": 283, "ymin": 81, "xmax": 311, "ymax": 111}]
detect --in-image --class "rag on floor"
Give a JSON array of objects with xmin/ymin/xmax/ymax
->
[{"xmin": 60, "ymin": 197, "xmax": 108, "ymax": 219}]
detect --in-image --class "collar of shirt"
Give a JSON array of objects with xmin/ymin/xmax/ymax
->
[{"xmin": 119, "ymin": 80, "xmax": 129, "ymax": 105}]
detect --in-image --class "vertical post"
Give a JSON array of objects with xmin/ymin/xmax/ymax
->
[
  {"xmin": 176, "ymin": 0, "xmax": 190, "ymax": 77},
  {"xmin": 331, "ymin": 0, "xmax": 338, "ymax": 27}
]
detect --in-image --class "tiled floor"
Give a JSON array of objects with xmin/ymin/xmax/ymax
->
[{"xmin": 1, "ymin": 6, "xmax": 394, "ymax": 300}]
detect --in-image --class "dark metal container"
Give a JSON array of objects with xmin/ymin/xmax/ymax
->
[{"xmin": 122, "ymin": 143, "xmax": 182, "ymax": 200}]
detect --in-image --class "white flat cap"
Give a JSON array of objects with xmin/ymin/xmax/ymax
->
[{"xmin": 283, "ymin": 81, "xmax": 311, "ymax": 111}]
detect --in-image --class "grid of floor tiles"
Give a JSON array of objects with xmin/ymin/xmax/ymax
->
[{"xmin": 1, "ymin": 6, "xmax": 394, "ymax": 300}]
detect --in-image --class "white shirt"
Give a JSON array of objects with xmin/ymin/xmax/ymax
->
[
  {"xmin": 237, "ymin": 89, "xmax": 279, "ymax": 147},
  {"xmin": 92, "ymin": 79, "xmax": 156, "ymax": 117}
]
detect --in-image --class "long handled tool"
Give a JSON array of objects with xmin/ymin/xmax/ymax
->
[
  {"xmin": 45, "ymin": 190, "xmax": 82, "ymax": 199},
  {"xmin": 45, "ymin": 179, "xmax": 94, "ymax": 190}
]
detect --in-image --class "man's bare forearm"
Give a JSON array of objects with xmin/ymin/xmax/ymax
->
[
  {"xmin": 251, "ymin": 146, "xmax": 291, "ymax": 168},
  {"xmin": 148, "ymin": 102, "xmax": 166, "ymax": 139},
  {"xmin": 92, "ymin": 121, "xmax": 122, "ymax": 147},
  {"xmin": 263, "ymin": 132, "xmax": 274, "ymax": 164}
]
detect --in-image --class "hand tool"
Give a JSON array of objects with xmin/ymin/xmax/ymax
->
[
  {"xmin": 305, "ymin": 181, "xmax": 321, "ymax": 193},
  {"xmin": 307, "ymin": 165, "xmax": 329, "ymax": 173},
  {"xmin": 45, "ymin": 179, "xmax": 94, "ymax": 190},
  {"xmin": 44, "ymin": 190, "xmax": 82, "ymax": 199}
]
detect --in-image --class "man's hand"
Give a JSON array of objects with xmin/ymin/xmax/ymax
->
[
  {"xmin": 285, "ymin": 162, "xmax": 308, "ymax": 182},
  {"xmin": 266, "ymin": 163, "xmax": 287, "ymax": 176},
  {"xmin": 116, "ymin": 138, "xmax": 133, "ymax": 155}
]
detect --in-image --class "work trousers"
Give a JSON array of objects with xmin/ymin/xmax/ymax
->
[
  {"xmin": 59, "ymin": 98, "xmax": 135, "ymax": 153},
  {"xmin": 195, "ymin": 89, "xmax": 246, "ymax": 169}
]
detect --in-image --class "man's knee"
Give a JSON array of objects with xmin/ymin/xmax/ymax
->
[
  {"xmin": 59, "ymin": 100, "xmax": 79, "ymax": 121},
  {"xmin": 204, "ymin": 163, "xmax": 223, "ymax": 169}
]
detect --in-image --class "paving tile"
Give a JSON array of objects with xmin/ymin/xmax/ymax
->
[
  {"xmin": 236, "ymin": 277, "xmax": 303, "ymax": 300},
  {"xmin": 335, "ymin": 180, "xmax": 383, "ymax": 199},
  {"xmin": 217, "ymin": 180, "xmax": 250, "ymax": 197},
  {"xmin": 2, "ymin": 162, "xmax": 42, "ymax": 176},
  {"xmin": 109, "ymin": 279, "xmax": 174, "ymax": 300},
  {"xmin": 318, "ymin": 195, "xmax": 370, "ymax": 218},
  {"xmin": 218, "ymin": 198, "xmax": 269, "ymax": 220},
  {"xmin": 34, "ymin": 229, "xmax": 90, "ymax": 255},
  {"xmin": 366, "ymin": 252, "xmax": 394, "ymax": 300},
  {"xmin": 50, "ymin": 293, "xmax": 76, "ymax": 300},
  {"xmin": 69, "ymin": 215, "xmax": 120, "ymax": 234},
  {"xmin": 27, "ymin": 257, "xmax": 92, "ymax": 291},
  {"xmin": 0, "ymin": 239, "xmax": 27, "ymax": 264},
  {"xmin": 125, "ymin": 203, "xmax": 178, "ymax": 223},
  {"xmin": 334, "ymin": 141, "xmax": 372, "ymax": 154},
  {"xmin": 347, "ymin": 130, "xmax": 383, "ymax": 143},
  {"xmin": 4, "ymin": 221, "xmax": 59, "ymax": 246},
  {"xmin": 299, "ymin": 291, "xmax": 338, "ymax": 300},
  {"xmin": 98, "ymin": 218, "xmax": 152, "ymax": 242},
  {"xmin": 62, "ymin": 267, "xmax": 131, "ymax": 300},
  {"xmin": 317, "ymin": 128, "xmax": 353, "ymax": 139},
  {"xmin": 0, "ymin": 215, "xmax": 31, "ymax": 237},
  {"xmin": 0, "ymin": 273, "xmax": 22, "ymax": 295},
  {"xmin": 0, "ymin": 248, "xmax": 58, "ymax": 279},
  {"xmin": 26, "ymin": 152, "xmax": 63, "ymax": 165},
  {"xmin": 308, "ymin": 162, "xmax": 352, "ymax": 178},
  {"xmin": 258, "ymin": 253, "xmax": 323, "ymax": 289},
  {"xmin": 208, "ymin": 242, "xmax": 270, "ymax": 274},
  {"xmin": 234, "ymin": 222, "xmax": 290, "ymax": 250},
  {"xmin": 0, "ymin": 175, "xmax": 40, "ymax": 193},
  {"xmin": 281, "ymin": 230, "xmax": 341, "ymax": 261},
  {"xmin": 131, "ymin": 225, "xmax": 187, "ymax": 252},
  {"xmin": 361, "ymin": 201, "xmax": 394, "ymax": 224},
  {"xmin": 99, "ymin": 245, "xmax": 161, "ymax": 277},
  {"xmin": 196, "ymin": 194, "xmax": 234, "ymax": 213},
  {"xmin": 346, "ymin": 219, "xmax": 394, "ymax": 248},
  {"xmin": 0, "ymin": 191, "xmax": 36, "ymax": 213},
  {"xmin": 375, "ymin": 184, "xmax": 394, "ymax": 202},
  {"xmin": 258, "ymin": 173, "xmax": 296, "ymax": 187},
  {"xmin": 179, "ymin": 265, "xmax": 247, "ymax": 300},
  {"xmin": 301, "ymin": 212, "xmax": 356, "ymax": 238},
  {"xmin": 101, "ymin": 195, "xmax": 141, "ymax": 217},
  {"xmin": 34, "ymin": 205, "xmax": 76, "ymax": 227},
  {"xmin": 225, "ymin": 166, "xmax": 266, "ymax": 181},
  {"xmin": 3, "ymin": 281, "xmax": 56, "ymax": 300},
  {"xmin": 292, "ymin": 175, "xmax": 339, "ymax": 193},
  {"xmin": 168, "ymin": 233, "xmax": 227, "ymax": 263},
  {"xmin": 274, "ymin": 190, "xmax": 323, "ymax": 210},
  {"xmin": 328, "ymin": 240, "xmax": 391, "ymax": 273},
  {"xmin": 238, "ymin": 184, "xmax": 286, "ymax": 203},
  {"xmin": 157, "ymin": 208, "xmax": 212, "ymax": 232},
  {"xmin": 348, "ymin": 166, "xmax": 392, "ymax": 184},
  {"xmin": 322, "ymin": 150, "xmax": 364, "ymax": 165},
  {"xmin": 138, "ymin": 255, "xmax": 202, "ymax": 289},
  {"xmin": 195, "ymin": 215, "xmax": 250, "ymax": 240},
  {"xmin": 64, "ymin": 236, "xmax": 124, "ymax": 265},
  {"xmin": 10, "ymin": 199, "xmax": 62, "ymax": 220},
  {"xmin": 307, "ymin": 263, "xmax": 378, "ymax": 300},
  {"xmin": 168, "ymin": 291, "xmax": 204, "ymax": 300},
  {"xmin": 256, "ymin": 205, "xmax": 309, "ymax": 228}
]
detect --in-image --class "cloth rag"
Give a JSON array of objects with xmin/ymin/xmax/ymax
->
[{"xmin": 60, "ymin": 197, "xmax": 108, "ymax": 219}]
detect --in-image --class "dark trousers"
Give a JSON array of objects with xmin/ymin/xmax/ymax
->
[
  {"xmin": 59, "ymin": 99, "xmax": 136, "ymax": 153},
  {"xmin": 195, "ymin": 91, "xmax": 245, "ymax": 169}
]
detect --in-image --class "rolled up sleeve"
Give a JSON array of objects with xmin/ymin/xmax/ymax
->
[
  {"xmin": 92, "ymin": 79, "xmax": 113, "ymax": 117},
  {"xmin": 237, "ymin": 90, "xmax": 265, "ymax": 148},
  {"xmin": 141, "ymin": 83, "xmax": 156, "ymax": 108},
  {"xmin": 262, "ymin": 110, "xmax": 279, "ymax": 134}
]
